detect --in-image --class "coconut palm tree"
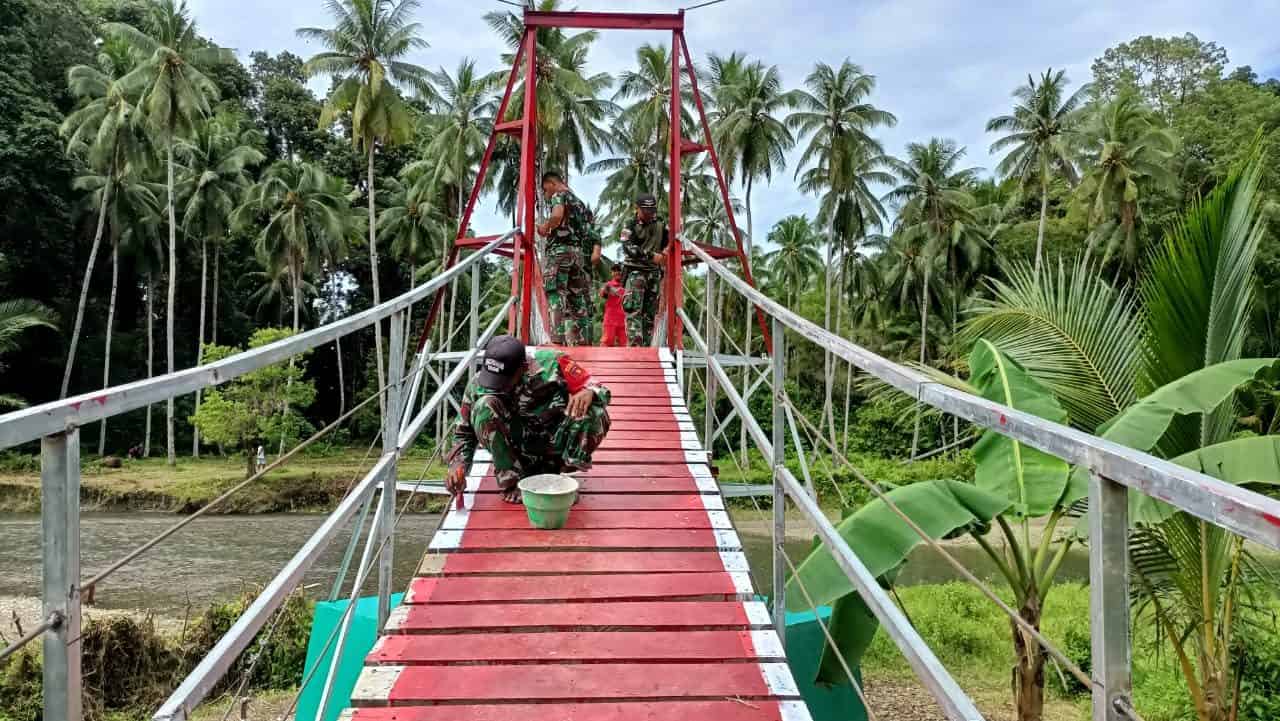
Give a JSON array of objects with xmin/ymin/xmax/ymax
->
[
  {"xmin": 1076, "ymin": 93, "xmax": 1178, "ymax": 276},
  {"xmin": 380, "ymin": 175, "xmax": 445, "ymax": 286},
  {"xmin": 612, "ymin": 43, "xmax": 700, "ymax": 199},
  {"xmin": 587, "ymin": 117, "xmax": 661, "ymax": 228},
  {"xmin": 178, "ymin": 114, "xmax": 265, "ymax": 455},
  {"xmin": 106, "ymin": 0, "xmax": 227, "ymax": 465},
  {"xmin": 484, "ymin": 0, "xmax": 614, "ymax": 176},
  {"xmin": 789, "ymin": 60, "xmax": 897, "ymax": 440},
  {"xmin": 986, "ymin": 68, "xmax": 1090, "ymax": 276},
  {"xmin": 59, "ymin": 39, "xmax": 150, "ymax": 400},
  {"xmin": 414, "ymin": 58, "xmax": 496, "ymax": 229},
  {"xmin": 298, "ymin": 0, "xmax": 431, "ymax": 415},
  {"xmin": 234, "ymin": 161, "xmax": 353, "ymax": 332},
  {"xmin": 764, "ymin": 215, "xmax": 822, "ymax": 309},
  {"xmin": 72, "ymin": 170, "xmax": 162, "ymax": 454},
  {"xmin": 0, "ymin": 301, "xmax": 59, "ymax": 409}
]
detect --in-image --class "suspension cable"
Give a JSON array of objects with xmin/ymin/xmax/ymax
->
[
  {"xmin": 778, "ymin": 391, "xmax": 1100, "ymax": 695},
  {"xmin": 0, "ymin": 612, "xmax": 60, "ymax": 663},
  {"xmin": 80, "ymin": 361, "xmax": 431, "ymax": 599}
]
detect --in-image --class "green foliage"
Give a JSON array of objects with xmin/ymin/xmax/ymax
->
[
  {"xmin": 1235, "ymin": 623, "xmax": 1280, "ymax": 721},
  {"xmin": 969, "ymin": 339, "xmax": 1071, "ymax": 516},
  {"xmin": 191, "ymin": 328, "xmax": 317, "ymax": 459},
  {"xmin": 1091, "ymin": 34, "xmax": 1228, "ymax": 116}
]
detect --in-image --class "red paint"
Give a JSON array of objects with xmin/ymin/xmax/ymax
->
[
  {"xmin": 371, "ymin": 630, "xmax": 768, "ymax": 665},
  {"xmin": 467, "ymin": 476, "xmax": 701, "ymax": 494},
  {"xmin": 347, "ymin": 701, "xmax": 797, "ymax": 721},
  {"xmin": 609, "ymin": 396, "xmax": 686, "ymax": 408},
  {"xmin": 451, "ymin": 510, "xmax": 719, "ymax": 530},
  {"xmin": 607, "ymin": 383, "xmax": 677, "ymax": 397},
  {"xmin": 465, "ymin": 494, "xmax": 710, "ymax": 511},
  {"xmin": 406, "ymin": 573, "xmax": 742, "ymax": 604},
  {"xmin": 1262, "ymin": 512, "xmax": 1280, "ymax": 529},
  {"xmin": 600, "ymin": 438, "xmax": 698, "ymax": 451},
  {"xmin": 999, "ymin": 414, "xmax": 1007, "ymax": 425},
  {"xmin": 430, "ymin": 551, "xmax": 733, "ymax": 575},
  {"xmin": 386, "ymin": 601, "xmax": 759, "ymax": 634},
  {"xmin": 439, "ymin": 529, "xmax": 725, "ymax": 552},
  {"xmin": 607, "ymin": 407, "xmax": 679, "ymax": 421},
  {"xmin": 603, "ymin": 430, "xmax": 686, "ymax": 441},
  {"xmin": 665, "ymin": 29, "xmax": 684, "ymax": 351},
  {"xmin": 593, "ymin": 450, "xmax": 699, "ymax": 464},
  {"xmin": 557, "ymin": 347, "xmax": 660, "ymax": 362},
  {"xmin": 523, "ymin": 10, "xmax": 685, "ymax": 30},
  {"xmin": 371, "ymin": 663, "xmax": 778, "ymax": 704}
]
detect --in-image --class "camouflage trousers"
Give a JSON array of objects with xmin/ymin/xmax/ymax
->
[
  {"xmin": 623, "ymin": 266, "xmax": 662, "ymax": 347},
  {"xmin": 545, "ymin": 245, "xmax": 592, "ymax": 346},
  {"xmin": 470, "ymin": 394, "xmax": 612, "ymax": 491}
]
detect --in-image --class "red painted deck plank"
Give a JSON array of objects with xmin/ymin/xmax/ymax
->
[
  {"xmin": 449, "ymin": 509, "xmax": 721, "ymax": 530},
  {"xmin": 344, "ymin": 700, "xmax": 802, "ymax": 721},
  {"xmin": 464, "ymin": 493, "xmax": 713, "ymax": 511},
  {"xmin": 592, "ymin": 450, "xmax": 698, "ymax": 464},
  {"xmin": 433, "ymin": 529, "xmax": 734, "ymax": 552},
  {"xmin": 370, "ymin": 630, "xmax": 777, "ymax": 665},
  {"xmin": 555, "ymin": 347, "xmax": 659, "ymax": 361},
  {"xmin": 385, "ymin": 601, "xmax": 765, "ymax": 633},
  {"xmin": 421, "ymin": 551, "xmax": 733, "ymax": 576},
  {"xmin": 607, "ymin": 407, "xmax": 681, "ymax": 421},
  {"xmin": 591, "ymin": 372, "xmax": 672, "ymax": 381},
  {"xmin": 357, "ymin": 663, "xmax": 782, "ymax": 704},
  {"xmin": 605, "ymin": 430, "xmax": 691, "ymax": 440},
  {"xmin": 608, "ymin": 422, "xmax": 687, "ymax": 434},
  {"xmin": 405, "ymin": 573, "xmax": 745, "ymax": 604},
  {"xmin": 609, "ymin": 396, "xmax": 685, "ymax": 407},
  {"xmin": 607, "ymin": 383, "xmax": 677, "ymax": 397},
  {"xmin": 599, "ymin": 438, "xmax": 697, "ymax": 450},
  {"xmin": 468, "ymin": 476, "xmax": 704, "ymax": 494}
]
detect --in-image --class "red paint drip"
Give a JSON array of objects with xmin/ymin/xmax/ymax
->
[
  {"xmin": 1262, "ymin": 513, "xmax": 1280, "ymax": 529},
  {"xmin": 999, "ymin": 414, "xmax": 1007, "ymax": 425},
  {"xmin": 93, "ymin": 395, "xmax": 108, "ymax": 405}
]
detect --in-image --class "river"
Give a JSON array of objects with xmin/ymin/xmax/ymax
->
[{"xmin": 0, "ymin": 511, "xmax": 1099, "ymax": 616}]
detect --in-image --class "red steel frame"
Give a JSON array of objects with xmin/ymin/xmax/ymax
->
[{"xmin": 417, "ymin": 9, "xmax": 770, "ymax": 352}]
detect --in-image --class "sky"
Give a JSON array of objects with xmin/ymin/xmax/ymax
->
[{"xmin": 188, "ymin": 0, "xmax": 1280, "ymax": 250}]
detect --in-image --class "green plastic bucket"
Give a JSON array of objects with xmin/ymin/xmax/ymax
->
[{"xmin": 518, "ymin": 474, "xmax": 579, "ymax": 529}]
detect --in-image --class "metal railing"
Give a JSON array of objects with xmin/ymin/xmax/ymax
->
[
  {"xmin": 0, "ymin": 230, "xmax": 515, "ymax": 721},
  {"xmin": 684, "ymin": 240, "xmax": 1280, "ymax": 721}
]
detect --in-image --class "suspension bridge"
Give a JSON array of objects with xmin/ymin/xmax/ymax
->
[{"xmin": 4, "ymin": 8, "xmax": 1280, "ymax": 721}]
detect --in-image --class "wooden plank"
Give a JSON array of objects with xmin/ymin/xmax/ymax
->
[
  {"xmin": 428, "ymin": 529, "xmax": 742, "ymax": 553},
  {"xmin": 609, "ymin": 396, "xmax": 685, "ymax": 407},
  {"xmin": 350, "ymin": 663, "xmax": 800, "ymax": 704},
  {"xmin": 559, "ymin": 347, "xmax": 659, "ymax": 361},
  {"xmin": 343, "ymin": 700, "xmax": 813, "ymax": 721},
  {"xmin": 607, "ymin": 383, "xmax": 679, "ymax": 397},
  {"xmin": 417, "ymin": 550, "xmax": 747, "ymax": 576},
  {"xmin": 606, "ymin": 407, "xmax": 681, "ymax": 420},
  {"xmin": 599, "ymin": 438, "xmax": 700, "ymax": 451},
  {"xmin": 464, "ymin": 476, "xmax": 710, "ymax": 494},
  {"xmin": 442, "ymin": 509, "xmax": 732, "ymax": 530},
  {"xmin": 462, "ymin": 493, "xmax": 721, "ymax": 511},
  {"xmin": 593, "ymin": 450, "xmax": 705, "ymax": 464},
  {"xmin": 404, "ymin": 572, "xmax": 752, "ymax": 604},
  {"xmin": 368, "ymin": 630, "xmax": 785, "ymax": 665},
  {"xmin": 384, "ymin": 601, "xmax": 774, "ymax": 634}
]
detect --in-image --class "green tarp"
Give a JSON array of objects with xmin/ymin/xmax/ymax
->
[{"xmin": 295, "ymin": 593, "xmax": 403, "ymax": 721}]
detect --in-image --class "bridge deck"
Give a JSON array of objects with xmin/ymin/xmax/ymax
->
[{"xmin": 341, "ymin": 347, "xmax": 810, "ymax": 721}]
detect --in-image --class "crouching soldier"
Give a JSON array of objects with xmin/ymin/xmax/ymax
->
[{"xmin": 445, "ymin": 334, "xmax": 611, "ymax": 503}]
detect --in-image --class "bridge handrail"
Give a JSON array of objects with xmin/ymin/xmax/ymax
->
[
  {"xmin": 678, "ymin": 307, "xmax": 988, "ymax": 721},
  {"xmin": 0, "ymin": 231, "xmax": 514, "ymax": 450},
  {"xmin": 152, "ymin": 296, "xmax": 514, "ymax": 721},
  {"xmin": 687, "ymin": 241, "xmax": 1280, "ymax": 552}
]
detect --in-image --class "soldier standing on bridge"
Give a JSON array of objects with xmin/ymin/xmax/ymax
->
[
  {"xmin": 445, "ymin": 335, "xmax": 612, "ymax": 504},
  {"xmin": 536, "ymin": 171, "xmax": 600, "ymax": 346},
  {"xmin": 621, "ymin": 193, "xmax": 670, "ymax": 346}
]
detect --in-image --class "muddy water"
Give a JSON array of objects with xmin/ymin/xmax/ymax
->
[{"xmin": 0, "ymin": 512, "xmax": 441, "ymax": 615}]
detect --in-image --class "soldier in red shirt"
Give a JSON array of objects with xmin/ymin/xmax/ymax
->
[{"xmin": 599, "ymin": 263, "xmax": 627, "ymax": 347}]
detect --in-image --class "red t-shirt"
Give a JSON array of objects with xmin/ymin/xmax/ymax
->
[{"xmin": 601, "ymin": 279, "xmax": 626, "ymax": 326}]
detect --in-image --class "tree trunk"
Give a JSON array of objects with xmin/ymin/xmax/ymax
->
[
  {"xmin": 166, "ymin": 142, "xmax": 178, "ymax": 466},
  {"xmin": 61, "ymin": 175, "xmax": 112, "ymax": 399},
  {"xmin": 1034, "ymin": 179, "xmax": 1049, "ymax": 278},
  {"xmin": 741, "ymin": 175, "xmax": 754, "ymax": 464},
  {"xmin": 822, "ymin": 217, "xmax": 836, "ymax": 446},
  {"xmin": 1012, "ymin": 596, "xmax": 1046, "ymax": 721},
  {"xmin": 145, "ymin": 271, "xmax": 154, "ymax": 457},
  {"xmin": 335, "ymin": 336, "xmax": 346, "ymax": 417},
  {"xmin": 246, "ymin": 448, "xmax": 256, "ymax": 480},
  {"xmin": 910, "ymin": 262, "xmax": 931, "ymax": 458},
  {"xmin": 368, "ymin": 143, "xmax": 387, "ymax": 418},
  {"xmin": 193, "ymin": 238, "xmax": 208, "ymax": 458},
  {"xmin": 98, "ymin": 242, "xmax": 119, "ymax": 456},
  {"xmin": 212, "ymin": 244, "xmax": 220, "ymax": 345}
]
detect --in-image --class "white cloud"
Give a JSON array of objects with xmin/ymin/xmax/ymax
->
[{"xmin": 188, "ymin": 0, "xmax": 1280, "ymax": 251}]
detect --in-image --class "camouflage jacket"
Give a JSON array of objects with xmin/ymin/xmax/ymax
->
[
  {"xmin": 446, "ymin": 349, "xmax": 611, "ymax": 471},
  {"xmin": 548, "ymin": 189, "xmax": 600, "ymax": 255},
  {"xmin": 623, "ymin": 216, "xmax": 669, "ymax": 269}
]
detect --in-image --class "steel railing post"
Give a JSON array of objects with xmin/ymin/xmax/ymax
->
[
  {"xmin": 770, "ymin": 317, "xmax": 786, "ymax": 644},
  {"xmin": 703, "ymin": 271, "xmax": 718, "ymax": 449},
  {"xmin": 470, "ymin": 258, "xmax": 481, "ymax": 380},
  {"xmin": 41, "ymin": 429, "xmax": 82, "ymax": 721},
  {"xmin": 379, "ymin": 312, "xmax": 405, "ymax": 629},
  {"xmin": 1088, "ymin": 471, "xmax": 1131, "ymax": 721}
]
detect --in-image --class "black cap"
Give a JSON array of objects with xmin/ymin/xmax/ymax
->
[
  {"xmin": 477, "ymin": 335, "xmax": 526, "ymax": 391},
  {"xmin": 636, "ymin": 193, "xmax": 657, "ymax": 209}
]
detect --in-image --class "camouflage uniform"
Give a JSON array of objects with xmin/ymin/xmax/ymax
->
[
  {"xmin": 622, "ymin": 214, "xmax": 668, "ymax": 347},
  {"xmin": 446, "ymin": 349, "xmax": 612, "ymax": 493},
  {"xmin": 545, "ymin": 189, "xmax": 597, "ymax": 345}
]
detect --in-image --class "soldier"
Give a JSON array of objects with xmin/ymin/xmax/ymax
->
[
  {"xmin": 536, "ymin": 170, "xmax": 599, "ymax": 346},
  {"xmin": 621, "ymin": 193, "xmax": 670, "ymax": 346},
  {"xmin": 445, "ymin": 335, "xmax": 612, "ymax": 504}
]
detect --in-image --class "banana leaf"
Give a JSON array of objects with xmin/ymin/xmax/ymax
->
[
  {"xmin": 970, "ymin": 339, "xmax": 1071, "ymax": 517},
  {"xmin": 785, "ymin": 480, "xmax": 1009, "ymax": 685},
  {"xmin": 1069, "ymin": 358, "xmax": 1280, "ymax": 499},
  {"xmin": 1130, "ymin": 435, "xmax": 1280, "ymax": 525}
]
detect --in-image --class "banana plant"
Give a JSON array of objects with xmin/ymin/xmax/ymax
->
[{"xmin": 788, "ymin": 340, "xmax": 1077, "ymax": 721}]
